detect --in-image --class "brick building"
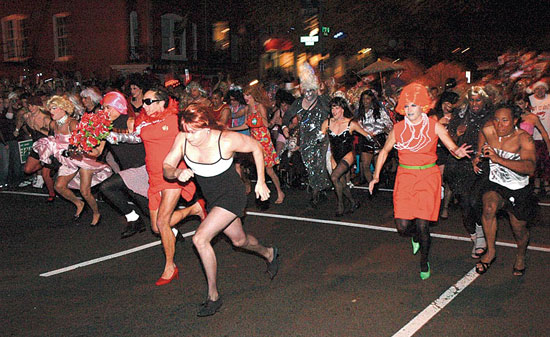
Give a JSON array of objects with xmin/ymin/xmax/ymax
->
[{"xmin": 0, "ymin": 0, "xmax": 252, "ymax": 79}]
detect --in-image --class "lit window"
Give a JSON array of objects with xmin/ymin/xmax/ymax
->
[
  {"xmin": 212, "ymin": 22, "xmax": 229, "ymax": 50},
  {"xmin": 1, "ymin": 14, "xmax": 30, "ymax": 62},
  {"xmin": 53, "ymin": 13, "xmax": 71, "ymax": 61}
]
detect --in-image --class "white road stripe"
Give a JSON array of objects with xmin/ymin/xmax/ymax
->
[
  {"xmin": 36, "ymin": 210, "xmax": 550, "ymax": 277},
  {"xmin": 246, "ymin": 212, "xmax": 550, "ymax": 253},
  {"xmin": 392, "ymin": 268, "xmax": 480, "ymax": 337},
  {"xmin": 1, "ymin": 190, "xmax": 54, "ymax": 197},
  {"xmin": 39, "ymin": 231, "xmax": 195, "ymax": 277},
  {"xmin": 4, "ymin": 189, "xmax": 550, "ymax": 208}
]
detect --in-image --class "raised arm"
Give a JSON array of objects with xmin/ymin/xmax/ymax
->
[
  {"xmin": 435, "ymin": 122, "xmax": 472, "ymax": 159},
  {"xmin": 369, "ymin": 129, "xmax": 396, "ymax": 194},
  {"xmin": 350, "ymin": 120, "xmax": 374, "ymax": 138},
  {"xmin": 223, "ymin": 131, "xmax": 270, "ymax": 201},
  {"xmin": 219, "ymin": 106, "xmax": 231, "ymax": 127}
]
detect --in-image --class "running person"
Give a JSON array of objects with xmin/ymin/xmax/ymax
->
[
  {"xmin": 163, "ymin": 103, "xmax": 279, "ymax": 317},
  {"xmin": 320, "ymin": 96, "xmax": 373, "ymax": 216},
  {"xmin": 369, "ymin": 83, "xmax": 471, "ymax": 279}
]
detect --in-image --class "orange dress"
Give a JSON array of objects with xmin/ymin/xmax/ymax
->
[
  {"xmin": 393, "ymin": 117, "xmax": 440, "ymax": 221},
  {"xmin": 140, "ymin": 113, "xmax": 196, "ymax": 210}
]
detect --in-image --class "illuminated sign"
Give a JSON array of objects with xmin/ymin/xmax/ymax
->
[{"xmin": 300, "ymin": 35, "xmax": 319, "ymax": 46}]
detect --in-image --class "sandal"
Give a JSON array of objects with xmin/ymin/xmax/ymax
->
[
  {"xmin": 512, "ymin": 266, "xmax": 526, "ymax": 277},
  {"xmin": 475, "ymin": 256, "xmax": 496, "ymax": 274},
  {"xmin": 472, "ymin": 225, "xmax": 487, "ymax": 259}
]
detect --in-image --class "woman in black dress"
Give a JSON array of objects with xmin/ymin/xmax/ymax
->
[{"xmin": 163, "ymin": 104, "xmax": 279, "ymax": 317}]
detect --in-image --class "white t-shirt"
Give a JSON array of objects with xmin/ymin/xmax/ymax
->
[{"xmin": 529, "ymin": 94, "xmax": 550, "ymax": 140}]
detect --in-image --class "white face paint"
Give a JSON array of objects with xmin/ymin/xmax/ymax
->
[{"xmin": 303, "ymin": 89, "xmax": 317, "ymax": 102}]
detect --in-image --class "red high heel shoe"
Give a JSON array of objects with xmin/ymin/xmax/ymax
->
[{"xmin": 155, "ymin": 266, "xmax": 179, "ymax": 286}]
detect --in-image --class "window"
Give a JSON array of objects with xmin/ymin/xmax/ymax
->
[
  {"xmin": 1, "ymin": 15, "xmax": 30, "ymax": 62},
  {"xmin": 129, "ymin": 11, "xmax": 139, "ymax": 60},
  {"xmin": 53, "ymin": 13, "xmax": 71, "ymax": 61},
  {"xmin": 213, "ymin": 22, "xmax": 229, "ymax": 51},
  {"xmin": 161, "ymin": 14, "xmax": 186, "ymax": 61}
]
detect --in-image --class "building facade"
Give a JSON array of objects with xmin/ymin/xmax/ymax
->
[{"xmin": 0, "ymin": 0, "xmax": 250, "ymax": 79}]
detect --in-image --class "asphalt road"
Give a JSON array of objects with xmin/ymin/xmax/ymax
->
[{"xmin": 1, "ymin": 185, "xmax": 549, "ymax": 337}]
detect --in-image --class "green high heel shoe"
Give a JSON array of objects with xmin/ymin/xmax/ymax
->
[
  {"xmin": 412, "ymin": 238, "xmax": 420, "ymax": 255},
  {"xmin": 420, "ymin": 262, "xmax": 431, "ymax": 280}
]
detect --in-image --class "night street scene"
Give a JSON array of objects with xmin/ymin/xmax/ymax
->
[{"xmin": 1, "ymin": 1, "xmax": 550, "ymax": 336}]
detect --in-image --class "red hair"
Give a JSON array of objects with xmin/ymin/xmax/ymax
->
[
  {"xmin": 395, "ymin": 83, "xmax": 433, "ymax": 115},
  {"xmin": 179, "ymin": 104, "xmax": 225, "ymax": 133}
]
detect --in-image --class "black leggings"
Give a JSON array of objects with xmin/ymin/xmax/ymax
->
[
  {"xmin": 395, "ymin": 218, "xmax": 431, "ymax": 270},
  {"xmin": 99, "ymin": 173, "xmax": 149, "ymax": 216}
]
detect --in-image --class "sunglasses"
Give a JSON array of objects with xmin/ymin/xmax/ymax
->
[{"xmin": 143, "ymin": 98, "xmax": 162, "ymax": 105}]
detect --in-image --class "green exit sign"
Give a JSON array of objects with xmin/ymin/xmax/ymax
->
[{"xmin": 322, "ymin": 26, "xmax": 330, "ymax": 36}]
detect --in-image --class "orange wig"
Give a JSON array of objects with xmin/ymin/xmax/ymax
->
[{"xmin": 395, "ymin": 83, "xmax": 433, "ymax": 115}]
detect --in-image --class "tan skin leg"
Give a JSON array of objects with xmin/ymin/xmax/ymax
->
[
  {"xmin": 42, "ymin": 168, "xmax": 55, "ymax": 197},
  {"xmin": 54, "ymin": 171, "xmax": 85, "ymax": 217},
  {"xmin": 23, "ymin": 156, "xmax": 42, "ymax": 175},
  {"xmin": 78, "ymin": 168, "xmax": 100, "ymax": 225},
  {"xmin": 169, "ymin": 200, "xmax": 206, "ymax": 225},
  {"xmin": 508, "ymin": 213, "xmax": 529, "ymax": 273},
  {"xmin": 478, "ymin": 191, "xmax": 503, "ymax": 267},
  {"xmin": 24, "ymin": 157, "xmax": 55, "ymax": 198},
  {"xmin": 266, "ymin": 166, "xmax": 285, "ymax": 204},
  {"xmin": 149, "ymin": 188, "xmax": 182, "ymax": 280},
  {"xmin": 192, "ymin": 207, "xmax": 274, "ymax": 301}
]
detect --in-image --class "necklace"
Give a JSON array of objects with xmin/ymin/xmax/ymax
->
[
  {"xmin": 56, "ymin": 115, "xmax": 68, "ymax": 126},
  {"xmin": 498, "ymin": 127, "xmax": 517, "ymax": 143},
  {"xmin": 394, "ymin": 113, "xmax": 432, "ymax": 152}
]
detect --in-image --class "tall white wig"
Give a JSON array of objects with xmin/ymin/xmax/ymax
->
[{"xmin": 298, "ymin": 62, "xmax": 319, "ymax": 91}]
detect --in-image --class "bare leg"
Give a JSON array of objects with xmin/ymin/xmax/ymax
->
[
  {"xmin": 266, "ymin": 166, "xmax": 284, "ymax": 204},
  {"xmin": 150, "ymin": 189, "xmax": 181, "ymax": 279},
  {"xmin": 509, "ymin": 213, "xmax": 529, "ymax": 273},
  {"xmin": 192, "ymin": 207, "xmax": 274, "ymax": 301},
  {"xmin": 54, "ymin": 172, "xmax": 85, "ymax": 217},
  {"xmin": 170, "ymin": 200, "xmax": 205, "ymax": 226},
  {"xmin": 79, "ymin": 169, "xmax": 100, "ymax": 225},
  {"xmin": 42, "ymin": 168, "xmax": 55, "ymax": 197},
  {"xmin": 275, "ymin": 141, "xmax": 285, "ymax": 157},
  {"xmin": 479, "ymin": 191, "xmax": 502, "ymax": 265},
  {"xmin": 24, "ymin": 157, "xmax": 55, "ymax": 198},
  {"xmin": 23, "ymin": 156, "xmax": 42, "ymax": 175}
]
